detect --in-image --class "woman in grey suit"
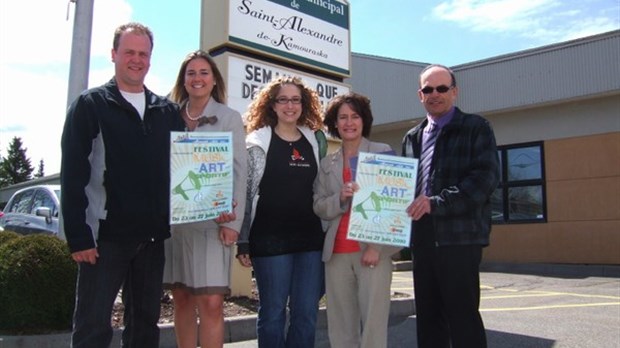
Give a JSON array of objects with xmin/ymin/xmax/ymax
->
[
  {"xmin": 164, "ymin": 50, "xmax": 247, "ymax": 348},
  {"xmin": 313, "ymin": 92, "xmax": 401, "ymax": 348}
]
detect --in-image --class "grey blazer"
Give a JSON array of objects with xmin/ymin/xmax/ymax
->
[
  {"xmin": 193, "ymin": 97, "xmax": 248, "ymax": 233},
  {"xmin": 313, "ymin": 138, "xmax": 402, "ymax": 262}
]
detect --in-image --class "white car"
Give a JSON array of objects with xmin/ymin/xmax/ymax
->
[{"xmin": 0, "ymin": 185, "xmax": 61, "ymax": 237}]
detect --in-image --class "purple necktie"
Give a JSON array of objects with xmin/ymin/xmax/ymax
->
[{"xmin": 416, "ymin": 123, "xmax": 438, "ymax": 196}]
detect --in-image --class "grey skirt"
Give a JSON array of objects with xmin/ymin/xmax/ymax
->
[{"xmin": 163, "ymin": 221, "xmax": 232, "ymax": 295}]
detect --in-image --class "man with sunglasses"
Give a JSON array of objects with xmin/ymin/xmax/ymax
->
[{"xmin": 401, "ymin": 64, "xmax": 500, "ymax": 348}]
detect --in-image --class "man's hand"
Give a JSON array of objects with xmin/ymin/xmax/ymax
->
[
  {"xmin": 71, "ymin": 248, "xmax": 99, "ymax": 265},
  {"xmin": 407, "ymin": 195, "xmax": 431, "ymax": 221}
]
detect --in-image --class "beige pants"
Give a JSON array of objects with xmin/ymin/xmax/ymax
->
[{"xmin": 325, "ymin": 252, "xmax": 393, "ymax": 348}]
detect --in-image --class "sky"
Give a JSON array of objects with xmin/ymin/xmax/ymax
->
[{"xmin": 0, "ymin": 0, "xmax": 618, "ymax": 175}]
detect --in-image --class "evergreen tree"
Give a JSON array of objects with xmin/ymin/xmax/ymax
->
[
  {"xmin": 0, "ymin": 137, "xmax": 34, "ymax": 187},
  {"xmin": 34, "ymin": 159, "xmax": 45, "ymax": 178},
  {"xmin": 0, "ymin": 150, "xmax": 6, "ymax": 187}
]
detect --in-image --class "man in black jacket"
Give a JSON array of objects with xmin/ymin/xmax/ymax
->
[
  {"xmin": 61, "ymin": 22, "xmax": 184, "ymax": 348},
  {"xmin": 402, "ymin": 64, "xmax": 500, "ymax": 348}
]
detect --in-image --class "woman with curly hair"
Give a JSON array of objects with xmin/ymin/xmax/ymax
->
[{"xmin": 237, "ymin": 76, "xmax": 325, "ymax": 348}]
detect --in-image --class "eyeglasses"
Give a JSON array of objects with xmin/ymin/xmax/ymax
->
[
  {"xmin": 275, "ymin": 97, "xmax": 302, "ymax": 105},
  {"xmin": 419, "ymin": 85, "xmax": 453, "ymax": 95}
]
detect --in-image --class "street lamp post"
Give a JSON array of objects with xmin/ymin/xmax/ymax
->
[{"xmin": 66, "ymin": 0, "xmax": 94, "ymax": 109}]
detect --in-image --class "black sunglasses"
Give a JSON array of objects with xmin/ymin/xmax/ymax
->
[{"xmin": 420, "ymin": 85, "xmax": 453, "ymax": 95}]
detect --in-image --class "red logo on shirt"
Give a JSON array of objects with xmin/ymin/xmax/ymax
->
[{"xmin": 291, "ymin": 148, "xmax": 305, "ymax": 161}]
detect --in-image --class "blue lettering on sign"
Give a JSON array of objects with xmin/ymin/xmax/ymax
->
[
  {"xmin": 198, "ymin": 162, "xmax": 225, "ymax": 173},
  {"xmin": 380, "ymin": 186, "xmax": 407, "ymax": 198}
]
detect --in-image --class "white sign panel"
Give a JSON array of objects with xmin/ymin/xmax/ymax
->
[
  {"xmin": 229, "ymin": 0, "xmax": 350, "ymax": 76},
  {"xmin": 226, "ymin": 54, "xmax": 350, "ymax": 116}
]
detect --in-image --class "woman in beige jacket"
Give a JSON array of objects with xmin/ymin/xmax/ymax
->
[{"xmin": 313, "ymin": 92, "xmax": 401, "ymax": 348}]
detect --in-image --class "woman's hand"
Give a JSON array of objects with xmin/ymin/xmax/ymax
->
[
  {"xmin": 361, "ymin": 246, "xmax": 380, "ymax": 269},
  {"xmin": 215, "ymin": 200, "xmax": 237, "ymax": 224},
  {"xmin": 237, "ymin": 254, "xmax": 252, "ymax": 267},
  {"xmin": 219, "ymin": 226, "xmax": 238, "ymax": 247},
  {"xmin": 215, "ymin": 211, "xmax": 236, "ymax": 224},
  {"xmin": 340, "ymin": 181, "xmax": 359, "ymax": 203}
]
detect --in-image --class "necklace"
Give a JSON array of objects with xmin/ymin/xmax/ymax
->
[
  {"xmin": 185, "ymin": 101, "xmax": 202, "ymax": 121},
  {"xmin": 275, "ymin": 128, "xmax": 301, "ymax": 142}
]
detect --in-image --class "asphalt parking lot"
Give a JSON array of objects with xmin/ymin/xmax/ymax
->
[
  {"xmin": 228, "ymin": 264, "xmax": 620, "ymax": 348},
  {"xmin": 476, "ymin": 270, "xmax": 620, "ymax": 348}
]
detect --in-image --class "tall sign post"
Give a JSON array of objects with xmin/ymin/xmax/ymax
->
[
  {"xmin": 200, "ymin": 0, "xmax": 351, "ymax": 296},
  {"xmin": 66, "ymin": 0, "xmax": 95, "ymax": 109}
]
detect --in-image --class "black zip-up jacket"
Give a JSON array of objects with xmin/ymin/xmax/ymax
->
[
  {"xmin": 61, "ymin": 78, "xmax": 185, "ymax": 253},
  {"xmin": 402, "ymin": 107, "xmax": 500, "ymax": 247}
]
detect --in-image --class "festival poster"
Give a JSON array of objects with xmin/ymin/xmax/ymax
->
[
  {"xmin": 347, "ymin": 152, "xmax": 418, "ymax": 247},
  {"xmin": 170, "ymin": 132, "xmax": 233, "ymax": 224}
]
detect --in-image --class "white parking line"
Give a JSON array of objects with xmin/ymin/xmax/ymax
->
[
  {"xmin": 479, "ymin": 284, "xmax": 620, "ymax": 311},
  {"xmin": 480, "ymin": 302, "xmax": 620, "ymax": 312}
]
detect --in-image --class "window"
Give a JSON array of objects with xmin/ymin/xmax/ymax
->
[
  {"xmin": 8, "ymin": 189, "xmax": 34, "ymax": 214},
  {"xmin": 31, "ymin": 189, "xmax": 58, "ymax": 217},
  {"xmin": 491, "ymin": 142, "xmax": 546, "ymax": 224}
]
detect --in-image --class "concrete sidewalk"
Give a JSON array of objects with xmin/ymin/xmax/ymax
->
[
  {"xmin": 0, "ymin": 262, "xmax": 415, "ymax": 348},
  {"xmin": 0, "ymin": 294, "xmax": 415, "ymax": 348},
  {"xmin": 161, "ymin": 261, "xmax": 416, "ymax": 346}
]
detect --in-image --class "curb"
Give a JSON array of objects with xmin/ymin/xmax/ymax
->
[
  {"xmin": 480, "ymin": 262, "xmax": 620, "ymax": 278},
  {"xmin": 392, "ymin": 260, "xmax": 413, "ymax": 272},
  {"xmin": 0, "ymin": 298, "xmax": 415, "ymax": 348}
]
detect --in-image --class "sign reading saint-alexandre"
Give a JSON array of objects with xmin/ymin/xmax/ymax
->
[
  {"xmin": 201, "ymin": 0, "xmax": 350, "ymax": 77},
  {"xmin": 212, "ymin": 52, "xmax": 350, "ymax": 117}
]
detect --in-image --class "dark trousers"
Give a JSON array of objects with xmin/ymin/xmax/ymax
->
[
  {"xmin": 71, "ymin": 240, "xmax": 165, "ymax": 348},
  {"xmin": 412, "ymin": 245, "xmax": 487, "ymax": 348}
]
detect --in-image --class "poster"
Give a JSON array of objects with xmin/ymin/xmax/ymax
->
[
  {"xmin": 170, "ymin": 132, "xmax": 233, "ymax": 224},
  {"xmin": 347, "ymin": 152, "xmax": 418, "ymax": 247}
]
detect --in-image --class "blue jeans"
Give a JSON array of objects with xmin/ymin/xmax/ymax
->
[
  {"xmin": 71, "ymin": 240, "xmax": 165, "ymax": 348},
  {"xmin": 252, "ymin": 251, "xmax": 324, "ymax": 348}
]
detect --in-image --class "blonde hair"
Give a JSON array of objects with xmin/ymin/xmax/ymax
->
[{"xmin": 169, "ymin": 50, "xmax": 226, "ymax": 105}]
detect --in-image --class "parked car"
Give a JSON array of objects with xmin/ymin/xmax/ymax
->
[{"xmin": 0, "ymin": 185, "xmax": 61, "ymax": 237}]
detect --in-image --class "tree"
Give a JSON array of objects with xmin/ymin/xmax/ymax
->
[
  {"xmin": 34, "ymin": 159, "xmax": 45, "ymax": 178},
  {"xmin": 0, "ymin": 150, "xmax": 5, "ymax": 187},
  {"xmin": 0, "ymin": 137, "xmax": 34, "ymax": 187}
]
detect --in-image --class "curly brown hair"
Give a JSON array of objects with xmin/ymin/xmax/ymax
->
[
  {"xmin": 245, "ymin": 76, "xmax": 323, "ymax": 132},
  {"xmin": 323, "ymin": 92, "xmax": 374, "ymax": 139}
]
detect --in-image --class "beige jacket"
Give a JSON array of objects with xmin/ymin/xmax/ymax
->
[{"xmin": 313, "ymin": 138, "xmax": 402, "ymax": 262}]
